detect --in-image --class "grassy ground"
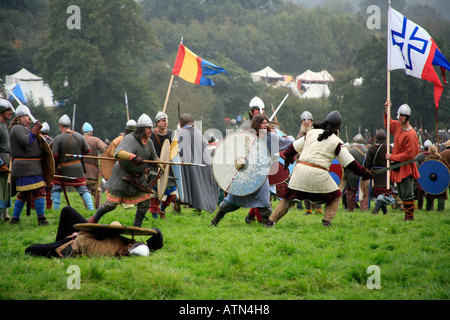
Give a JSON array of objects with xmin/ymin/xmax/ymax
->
[{"xmin": 0, "ymin": 191, "xmax": 449, "ymax": 301}]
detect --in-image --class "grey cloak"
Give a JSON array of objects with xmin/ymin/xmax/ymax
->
[{"xmin": 177, "ymin": 125, "xmax": 219, "ymax": 213}]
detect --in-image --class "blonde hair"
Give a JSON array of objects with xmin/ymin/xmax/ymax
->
[{"xmin": 428, "ymin": 145, "xmax": 438, "ymax": 155}]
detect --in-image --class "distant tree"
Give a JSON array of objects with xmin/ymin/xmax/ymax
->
[
  {"xmin": 37, "ymin": 0, "xmax": 156, "ymax": 139},
  {"xmin": 0, "ymin": 0, "xmax": 48, "ymax": 78}
]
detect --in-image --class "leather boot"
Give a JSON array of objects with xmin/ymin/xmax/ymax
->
[
  {"xmin": 262, "ymin": 215, "xmax": 275, "ymax": 228},
  {"xmin": 1, "ymin": 209, "xmax": 10, "ymax": 222},
  {"xmin": 91, "ymin": 201, "xmax": 115, "ymax": 223},
  {"xmin": 245, "ymin": 213, "xmax": 255, "ymax": 224},
  {"xmin": 173, "ymin": 199, "xmax": 181, "ymax": 213},
  {"xmin": 245, "ymin": 208, "xmax": 256, "ymax": 224},
  {"xmin": 10, "ymin": 217, "xmax": 20, "ymax": 224},
  {"xmin": 210, "ymin": 210, "xmax": 226, "ymax": 226},
  {"xmin": 37, "ymin": 216, "xmax": 50, "ymax": 226},
  {"xmin": 158, "ymin": 210, "xmax": 166, "ymax": 219},
  {"xmin": 372, "ymin": 200, "xmax": 382, "ymax": 214}
]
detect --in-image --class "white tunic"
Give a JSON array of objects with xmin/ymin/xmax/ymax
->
[{"xmin": 288, "ymin": 129, "xmax": 354, "ymax": 193}]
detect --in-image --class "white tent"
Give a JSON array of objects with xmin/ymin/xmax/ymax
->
[
  {"xmin": 320, "ymin": 70, "xmax": 334, "ymax": 82},
  {"xmin": 301, "ymin": 83, "xmax": 330, "ymax": 99},
  {"xmin": 273, "ymin": 81, "xmax": 302, "ymax": 98},
  {"xmin": 251, "ymin": 66, "xmax": 284, "ymax": 82},
  {"xmin": 5, "ymin": 68, "xmax": 58, "ymax": 107},
  {"xmin": 296, "ymin": 69, "xmax": 334, "ymax": 88},
  {"xmin": 5, "ymin": 68, "xmax": 42, "ymax": 83}
]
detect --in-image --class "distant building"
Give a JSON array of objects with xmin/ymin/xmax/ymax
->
[
  {"xmin": 250, "ymin": 67, "xmax": 334, "ymax": 99},
  {"xmin": 295, "ymin": 69, "xmax": 334, "ymax": 99},
  {"xmin": 295, "ymin": 69, "xmax": 334, "ymax": 89},
  {"xmin": 250, "ymin": 66, "xmax": 284, "ymax": 83},
  {"xmin": 4, "ymin": 68, "xmax": 58, "ymax": 107}
]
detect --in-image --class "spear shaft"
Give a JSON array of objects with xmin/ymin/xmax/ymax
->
[{"xmin": 65, "ymin": 154, "xmax": 206, "ymax": 167}]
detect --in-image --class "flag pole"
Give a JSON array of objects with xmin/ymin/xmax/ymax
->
[
  {"xmin": 72, "ymin": 103, "xmax": 76, "ymax": 131},
  {"xmin": 163, "ymin": 37, "xmax": 183, "ymax": 113},
  {"xmin": 125, "ymin": 92, "xmax": 129, "ymax": 121},
  {"xmin": 435, "ymin": 108, "xmax": 439, "ymax": 146},
  {"xmin": 386, "ymin": 0, "xmax": 391, "ymax": 190},
  {"xmin": 162, "ymin": 75, "xmax": 174, "ymax": 114}
]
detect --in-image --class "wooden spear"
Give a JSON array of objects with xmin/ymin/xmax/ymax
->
[{"xmin": 65, "ymin": 154, "xmax": 206, "ymax": 167}]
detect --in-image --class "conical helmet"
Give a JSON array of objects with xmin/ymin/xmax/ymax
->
[
  {"xmin": 325, "ymin": 110, "xmax": 342, "ymax": 129},
  {"xmin": 136, "ymin": 113, "xmax": 153, "ymax": 128},
  {"xmin": 58, "ymin": 114, "xmax": 71, "ymax": 126}
]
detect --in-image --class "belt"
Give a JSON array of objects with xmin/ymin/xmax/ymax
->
[
  {"xmin": 61, "ymin": 160, "xmax": 82, "ymax": 166},
  {"xmin": 14, "ymin": 158, "xmax": 41, "ymax": 161},
  {"xmin": 298, "ymin": 161, "xmax": 327, "ymax": 171}
]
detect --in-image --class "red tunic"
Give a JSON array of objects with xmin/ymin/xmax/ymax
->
[{"xmin": 384, "ymin": 113, "xmax": 420, "ymax": 183}]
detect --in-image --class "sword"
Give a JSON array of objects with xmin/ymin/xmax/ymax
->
[
  {"xmin": 65, "ymin": 154, "xmax": 207, "ymax": 167},
  {"xmin": 373, "ymin": 159, "xmax": 415, "ymax": 175},
  {"xmin": 269, "ymin": 94, "xmax": 289, "ymax": 121}
]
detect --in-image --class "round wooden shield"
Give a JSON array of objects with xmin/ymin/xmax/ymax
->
[
  {"xmin": 268, "ymin": 127, "xmax": 292, "ymax": 185},
  {"xmin": 100, "ymin": 137, "xmax": 123, "ymax": 180},
  {"xmin": 39, "ymin": 135, "xmax": 55, "ymax": 187},
  {"xmin": 418, "ymin": 159, "xmax": 450, "ymax": 195},
  {"xmin": 157, "ymin": 139, "xmax": 171, "ymax": 200},
  {"xmin": 170, "ymin": 131, "xmax": 184, "ymax": 202},
  {"xmin": 74, "ymin": 223, "xmax": 157, "ymax": 236},
  {"xmin": 212, "ymin": 131, "xmax": 271, "ymax": 196},
  {"xmin": 268, "ymin": 149, "xmax": 295, "ymax": 185}
]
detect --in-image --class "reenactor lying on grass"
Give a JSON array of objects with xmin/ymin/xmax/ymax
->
[{"xmin": 25, "ymin": 206, "xmax": 163, "ymax": 258}]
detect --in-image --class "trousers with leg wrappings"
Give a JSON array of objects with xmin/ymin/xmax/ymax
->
[{"xmin": 403, "ymin": 200, "xmax": 415, "ymax": 221}]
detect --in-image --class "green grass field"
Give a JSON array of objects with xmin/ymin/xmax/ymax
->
[{"xmin": 0, "ymin": 191, "xmax": 449, "ymax": 301}]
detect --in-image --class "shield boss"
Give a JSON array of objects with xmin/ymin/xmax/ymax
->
[{"xmin": 418, "ymin": 159, "xmax": 450, "ymax": 195}]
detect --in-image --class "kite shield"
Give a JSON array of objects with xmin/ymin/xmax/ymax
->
[
  {"xmin": 157, "ymin": 139, "xmax": 171, "ymax": 200},
  {"xmin": 170, "ymin": 131, "xmax": 184, "ymax": 202},
  {"xmin": 417, "ymin": 159, "xmax": 450, "ymax": 195},
  {"xmin": 212, "ymin": 131, "xmax": 271, "ymax": 196},
  {"xmin": 39, "ymin": 135, "xmax": 55, "ymax": 187},
  {"xmin": 100, "ymin": 141, "xmax": 118, "ymax": 180}
]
